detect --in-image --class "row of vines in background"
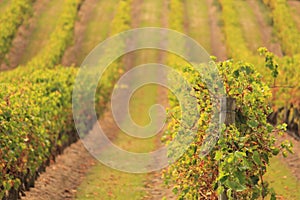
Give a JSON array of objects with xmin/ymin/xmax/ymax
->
[
  {"xmin": 0, "ymin": 0, "xmax": 35, "ymax": 64},
  {"xmin": 0, "ymin": 0, "xmax": 132, "ymax": 199},
  {"xmin": 218, "ymin": 0, "xmax": 299, "ymax": 93},
  {"xmin": 260, "ymin": 0, "xmax": 300, "ymax": 138},
  {"xmin": 262, "ymin": 0, "xmax": 300, "ymax": 56},
  {"xmin": 0, "ymin": 67, "xmax": 77, "ymax": 199},
  {"xmin": 262, "ymin": 0, "xmax": 300, "ymax": 104},
  {"xmin": 162, "ymin": 0, "xmax": 292, "ymax": 199},
  {"xmin": 263, "ymin": 0, "xmax": 300, "ymax": 91},
  {"xmin": 217, "ymin": 0, "xmax": 272, "ymax": 82},
  {"xmin": 0, "ymin": 0, "xmax": 83, "ymax": 197},
  {"xmin": 218, "ymin": 0, "xmax": 300, "ymax": 138},
  {"xmin": 97, "ymin": 0, "xmax": 132, "ymax": 111},
  {"xmin": 218, "ymin": 0, "xmax": 254, "ymax": 62},
  {"xmin": 74, "ymin": 0, "xmax": 132, "ymax": 133},
  {"xmin": 25, "ymin": 0, "xmax": 84, "ymax": 69}
]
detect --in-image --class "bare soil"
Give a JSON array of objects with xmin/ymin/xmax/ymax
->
[
  {"xmin": 143, "ymin": 83, "xmax": 175, "ymax": 200},
  {"xmin": 207, "ymin": 0, "xmax": 227, "ymax": 61},
  {"xmin": 276, "ymin": 133, "xmax": 300, "ymax": 181},
  {"xmin": 247, "ymin": 0, "xmax": 283, "ymax": 56},
  {"xmin": 121, "ymin": 0, "xmax": 142, "ymax": 71},
  {"xmin": 61, "ymin": 0, "xmax": 97, "ymax": 66},
  {"xmin": 0, "ymin": 0, "xmax": 50, "ymax": 71},
  {"xmin": 22, "ymin": 141, "xmax": 96, "ymax": 200}
]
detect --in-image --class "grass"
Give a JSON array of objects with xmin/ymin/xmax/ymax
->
[
  {"xmin": 264, "ymin": 157, "xmax": 300, "ymax": 200},
  {"xmin": 76, "ymin": 0, "xmax": 166, "ymax": 199},
  {"xmin": 75, "ymin": 65, "xmax": 159, "ymax": 200},
  {"xmin": 75, "ymin": 68, "xmax": 159, "ymax": 200},
  {"xmin": 185, "ymin": 0, "xmax": 212, "ymax": 54},
  {"xmin": 75, "ymin": 164, "xmax": 148, "ymax": 200},
  {"xmin": 19, "ymin": 0, "xmax": 64, "ymax": 64}
]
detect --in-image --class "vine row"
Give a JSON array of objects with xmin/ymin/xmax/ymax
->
[
  {"xmin": 162, "ymin": 0, "xmax": 291, "ymax": 199},
  {"xmin": 25, "ymin": 0, "xmax": 84, "ymax": 69},
  {"xmin": 0, "ymin": 0, "xmax": 132, "ymax": 198},
  {"xmin": 262, "ymin": 0, "xmax": 300, "ymax": 56},
  {"xmin": 0, "ymin": 0, "xmax": 35, "ymax": 64}
]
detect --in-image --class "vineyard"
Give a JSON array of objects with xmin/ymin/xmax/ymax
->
[{"xmin": 0, "ymin": 0, "xmax": 299, "ymax": 199}]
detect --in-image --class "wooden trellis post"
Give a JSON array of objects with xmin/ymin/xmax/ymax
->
[{"xmin": 219, "ymin": 97, "xmax": 236, "ymax": 200}]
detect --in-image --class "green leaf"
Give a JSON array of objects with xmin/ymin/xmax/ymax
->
[
  {"xmin": 227, "ymin": 155, "xmax": 234, "ymax": 163},
  {"xmin": 252, "ymin": 151, "xmax": 262, "ymax": 165},
  {"xmin": 226, "ymin": 189, "xmax": 232, "ymax": 198},
  {"xmin": 215, "ymin": 151, "xmax": 223, "ymax": 161},
  {"xmin": 219, "ymin": 175, "xmax": 228, "ymax": 184},
  {"xmin": 226, "ymin": 180, "xmax": 246, "ymax": 191},
  {"xmin": 270, "ymin": 188, "xmax": 277, "ymax": 200},
  {"xmin": 234, "ymin": 171, "xmax": 246, "ymax": 185},
  {"xmin": 250, "ymin": 175, "xmax": 259, "ymax": 185},
  {"xmin": 272, "ymin": 148, "xmax": 280, "ymax": 156},
  {"xmin": 233, "ymin": 70, "xmax": 239, "ymax": 78},
  {"xmin": 248, "ymin": 120, "xmax": 259, "ymax": 128},
  {"xmin": 267, "ymin": 124, "xmax": 274, "ymax": 132},
  {"xmin": 234, "ymin": 151, "xmax": 246, "ymax": 159},
  {"xmin": 172, "ymin": 187, "xmax": 179, "ymax": 194}
]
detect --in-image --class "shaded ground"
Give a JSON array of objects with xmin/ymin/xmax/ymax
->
[
  {"xmin": 22, "ymin": 141, "xmax": 96, "ymax": 200},
  {"xmin": 22, "ymin": 106, "xmax": 119, "ymax": 200}
]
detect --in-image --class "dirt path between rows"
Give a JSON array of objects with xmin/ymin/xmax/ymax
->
[
  {"xmin": 21, "ymin": 1, "xmax": 98, "ymax": 199},
  {"xmin": 288, "ymin": 0, "xmax": 300, "ymax": 32},
  {"xmin": 276, "ymin": 133, "xmax": 300, "ymax": 181},
  {"xmin": 0, "ymin": 0, "xmax": 50, "ymax": 71},
  {"xmin": 61, "ymin": 0, "xmax": 97, "ymax": 66},
  {"xmin": 207, "ymin": 0, "xmax": 227, "ymax": 61},
  {"xmin": 22, "ymin": 141, "xmax": 96, "ymax": 200},
  {"xmin": 142, "ymin": 0, "xmax": 175, "ymax": 199},
  {"xmin": 22, "ymin": 103, "xmax": 122, "ymax": 200},
  {"xmin": 23, "ymin": 0, "xmax": 176, "ymax": 199},
  {"xmin": 122, "ymin": 0, "xmax": 142, "ymax": 71},
  {"xmin": 246, "ymin": 0, "xmax": 283, "ymax": 56}
]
